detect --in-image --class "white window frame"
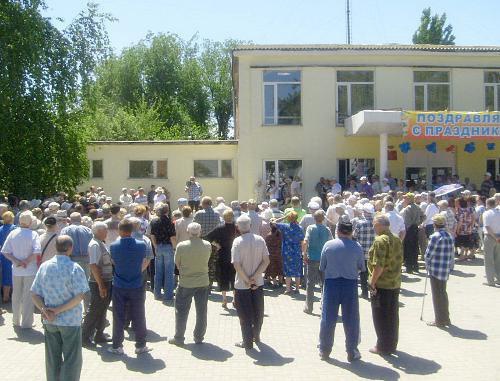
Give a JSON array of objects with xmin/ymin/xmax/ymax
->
[
  {"xmin": 262, "ymin": 159, "xmax": 303, "ymax": 184},
  {"xmin": 262, "ymin": 71, "xmax": 301, "ymax": 126},
  {"xmin": 484, "ymin": 71, "xmax": 500, "ymax": 111},
  {"xmin": 194, "ymin": 159, "xmax": 233, "ymax": 178},
  {"xmin": 413, "ymin": 71, "xmax": 450, "ymax": 111},
  {"xmin": 336, "ymin": 70, "xmax": 375, "ymax": 126}
]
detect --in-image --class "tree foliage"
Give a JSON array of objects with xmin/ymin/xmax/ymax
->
[
  {"xmin": 412, "ymin": 7, "xmax": 456, "ymax": 45},
  {"xmin": 0, "ymin": 1, "xmax": 113, "ymax": 198}
]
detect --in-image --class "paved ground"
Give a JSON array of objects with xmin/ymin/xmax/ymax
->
[{"xmin": 1, "ymin": 254, "xmax": 499, "ymax": 381}]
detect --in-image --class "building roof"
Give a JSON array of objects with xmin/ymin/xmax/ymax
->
[
  {"xmin": 233, "ymin": 44, "xmax": 500, "ymax": 54},
  {"xmin": 89, "ymin": 140, "xmax": 238, "ymax": 145}
]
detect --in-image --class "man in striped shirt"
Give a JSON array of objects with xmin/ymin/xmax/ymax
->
[{"xmin": 424, "ymin": 214, "xmax": 454, "ymax": 328}]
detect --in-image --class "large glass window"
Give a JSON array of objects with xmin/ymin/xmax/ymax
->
[
  {"xmin": 337, "ymin": 70, "xmax": 374, "ymax": 125},
  {"xmin": 263, "ymin": 70, "xmax": 301, "ymax": 125},
  {"xmin": 414, "ymin": 71, "xmax": 450, "ymax": 111},
  {"xmin": 194, "ymin": 160, "xmax": 232, "ymax": 178},
  {"xmin": 129, "ymin": 161, "xmax": 154, "ymax": 178},
  {"xmin": 263, "ymin": 159, "xmax": 302, "ymax": 188},
  {"xmin": 484, "ymin": 71, "xmax": 500, "ymax": 111},
  {"xmin": 91, "ymin": 160, "xmax": 103, "ymax": 178}
]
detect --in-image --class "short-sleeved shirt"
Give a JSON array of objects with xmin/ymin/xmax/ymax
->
[
  {"xmin": 40, "ymin": 231, "xmax": 58, "ymax": 263},
  {"xmin": 150, "ymin": 215, "xmax": 176, "ymax": 245},
  {"xmin": 60, "ymin": 224, "xmax": 93, "ymax": 257},
  {"xmin": 194, "ymin": 208, "xmax": 222, "ymax": 237},
  {"xmin": 305, "ymin": 223, "xmax": 332, "ymax": 261},
  {"xmin": 368, "ymin": 230, "xmax": 403, "ymax": 289},
  {"xmin": 386, "ymin": 211, "xmax": 405, "ymax": 237},
  {"xmin": 320, "ymin": 238, "xmax": 365, "ymax": 280},
  {"xmin": 231, "ymin": 233, "xmax": 269, "ymax": 290},
  {"xmin": 1, "ymin": 227, "xmax": 41, "ymax": 276},
  {"xmin": 31, "ymin": 255, "xmax": 89, "ymax": 326},
  {"xmin": 175, "ymin": 238, "xmax": 212, "ymax": 288},
  {"xmin": 483, "ymin": 207, "xmax": 500, "ymax": 236},
  {"xmin": 104, "ymin": 217, "xmax": 121, "ymax": 248},
  {"xmin": 88, "ymin": 238, "xmax": 113, "ymax": 282},
  {"xmin": 175, "ymin": 217, "xmax": 194, "ymax": 244},
  {"xmin": 110, "ymin": 237, "xmax": 146, "ymax": 289}
]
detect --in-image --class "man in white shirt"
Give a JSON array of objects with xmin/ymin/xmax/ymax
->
[
  {"xmin": 247, "ymin": 199, "xmax": 263, "ymax": 235},
  {"xmin": 1, "ymin": 211, "xmax": 41, "ymax": 328},
  {"xmin": 153, "ymin": 187, "xmax": 166, "ymax": 206},
  {"xmin": 231, "ymin": 215, "xmax": 270, "ymax": 350},
  {"xmin": 423, "ymin": 192, "xmax": 439, "ymax": 238},
  {"xmin": 119, "ymin": 188, "xmax": 132, "ymax": 208},
  {"xmin": 385, "ymin": 202, "xmax": 405, "ymax": 240},
  {"xmin": 483, "ymin": 197, "xmax": 500, "ymax": 286},
  {"xmin": 213, "ymin": 197, "xmax": 230, "ymax": 216}
]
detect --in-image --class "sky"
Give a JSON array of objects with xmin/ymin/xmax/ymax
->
[{"xmin": 42, "ymin": 0, "xmax": 500, "ymax": 53}]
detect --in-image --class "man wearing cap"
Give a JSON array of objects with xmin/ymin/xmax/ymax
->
[
  {"xmin": 425, "ymin": 214, "xmax": 454, "ymax": 327},
  {"xmin": 185, "ymin": 176, "xmax": 203, "ymax": 211},
  {"xmin": 299, "ymin": 201, "xmax": 323, "ymax": 231},
  {"xmin": 401, "ymin": 193, "xmax": 425, "ymax": 273},
  {"xmin": 481, "ymin": 173, "xmax": 495, "ymax": 197},
  {"xmin": 153, "ymin": 187, "xmax": 167, "ymax": 207},
  {"xmin": 119, "ymin": 188, "xmax": 132, "ymax": 208},
  {"xmin": 482, "ymin": 197, "xmax": 500, "ymax": 286},
  {"xmin": 353, "ymin": 203, "xmax": 376, "ymax": 298},
  {"xmin": 318, "ymin": 218, "xmax": 365, "ymax": 361},
  {"xmin": 368, "ymin": 214, "xmax": 403, "ymax": 355}
]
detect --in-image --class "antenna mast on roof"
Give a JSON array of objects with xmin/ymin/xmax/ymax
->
[{"xmin": 346, "ymin": 0, "xmax": 352, "ymax": 44}]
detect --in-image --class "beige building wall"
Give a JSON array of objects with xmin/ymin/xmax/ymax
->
[{"xmin": 80, "ymin": 141, "xmax": 238, "ymax": 204}]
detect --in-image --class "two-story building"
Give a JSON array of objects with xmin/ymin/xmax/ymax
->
[{"xmin": 82, "ymin": 44, "xmax": 500, "ymax": 202}]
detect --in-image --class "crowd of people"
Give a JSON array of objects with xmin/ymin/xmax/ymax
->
[{"xmin": 0, "ymin": 172, "xmax": 499, "ymax": 379}]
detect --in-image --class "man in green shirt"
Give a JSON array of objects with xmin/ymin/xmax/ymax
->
[
  {"xmin": 284, "ymin": 197, "xmax": 307, "ymax": 222},
  {"xmin": 169, "ymin": 222, "xmax": 211, "ymax": 346},
  {"xmin": 368, "ymin": 213, "xmax": 403, "ymax": 355}
]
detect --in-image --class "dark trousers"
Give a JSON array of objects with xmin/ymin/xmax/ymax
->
[
  {"xmin": 174, "ymin": 286, "xmax": 209, "ymax": 343},
  {"xmin": 371, "ymin": 288, "xmax": 399, "ymax": 353},
  {"xmin": 404, "ymin": 225, "xmax": 419, "ymax": 272},
  {"xmin": 188, "ymin": 200, "xmax": 200, "ymax": 211},
  {"xmin": 359, "ymin": 260, "xmax": 368, "ymax": 295},
  {"xmin": 430, "ymin": 276, "xmax": 450, "ymax": 325},
  {"xmin": 112, "ymin": 286, "xmax": 147, "ymax": 349},
  {"xmin": 81, "ymin": 281, "xmax": 112, "ymax": 341},
  {"xmin": 319, "ymin": 278, "xmax": 360, "ymax": 355},
  {"xmin": 305, "ymin": 260, "xmax": 323, "ymax": 311},
  {"xmin": 234, "ymin": 286, "xmax": 264, "ymax": 348},
  {"xmin": 44, "ymin": 325, "xmax": 82, "ymax": 381}
]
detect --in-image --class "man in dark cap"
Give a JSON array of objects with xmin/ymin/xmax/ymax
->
[{"xmin": 318, "ymin": 216, "xmax": 365, "ymax": 361}]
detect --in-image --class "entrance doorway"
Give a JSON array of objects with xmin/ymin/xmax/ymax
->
[
  {"xmin": 404, "ymin": 150, "xmax": 455, "ymax": 190},
  {"xmin": 263, "ymin": 159, "xmax": 303, "ymax": 201}
]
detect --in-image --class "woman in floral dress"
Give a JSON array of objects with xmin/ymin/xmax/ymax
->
[{"xmin": 273, "ymin": 212, "xmax": 305, "ymax": 294}]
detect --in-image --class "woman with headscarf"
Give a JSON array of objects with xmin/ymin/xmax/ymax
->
[{"xmin": 205, "ymin": 209, "xmax": 238, "ymax": 308}]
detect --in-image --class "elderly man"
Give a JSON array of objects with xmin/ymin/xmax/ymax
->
[
  {"xmin": 231, "ymin": 214, "xmax": 270, "ymax": 350},
  {"xmin": 247, "ymin": 199, "xmax": 263, "ymax": 236},
  {"xmin": 31, "ymin": 235, "xmax": 89, "ymax": 381},
  {"xmin": 385, "ymin": 202, "xmax": 405, "ymax": 241},
  {"xmin": 153, "ymin": 187, "xmax": 167, "ymax": 207},
  {"xmin": 353, "ymin": 204, "xmax": 376, "ymax": 299},
  {"xmin": 481, "ymin": 172, "xmax": 495, "ymax": 197},
  {"xmin": 483, "ymin": 197, "xmax": 500, "ymax": 286},
  {"xmin": 401, "ymin": 193, "xmax": 424, "ymax": 273},
  {"xmin": 185, "ymin": 176, "xmax": 203, "ymax": 211},
  {"xmin": 437, "ymin": 200, "xmax": 456, "ymax": 237},
  {"xmin": 302, "ymin": 210, "xmax": 332, "ymax": 314},
  {"xmin": 318, "ymin": 219, "xmax": 365, "ymax": 361},
  {"xmin": 169, "ymin": 222, "xmax": 212, "ymax": 346},
  {"xmin": 119, "ymin": 188, "xmax": 132, "ymax": 208},
  {"xmin": 108, "ymin": 219, "xmax": 151, "ymax": 355},
  {"xmin": 150, "ymin": 203, "xmax": 177, "ymax": 301},
  {"xmin": 299, "ymin": 201, "xmax": 323, "ymax": 231},
  {"xmin": 1, "ymin": 211, "xmax": 41, "ymax": 328},
  {"xmin": 425, "ymin": 214, "xmax": 454, "ymax": 327},
  {"xmin": 368, "ymin": 214, "xmax": 403, "ymax": 356},
  {"xmin": 81, "ymin": 222, "xmax": 113, "ymax": 347},
  {"xmin": 359, "ymin": 176, "xmax": 374, "ymax": 199},
  {"xmin": 330, "ymin": 178, "xmax": 342, "ymax": 195},
  {"xmin": 214, "ymin": 197, "xmax": 230, "ymax": 216}
]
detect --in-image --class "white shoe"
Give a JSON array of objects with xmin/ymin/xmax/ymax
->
[
  {"xmin": 135, "ymin": 346, "xmax": 153, "ymax": 354},
  {"xmin": 107, "ymin": 347, "xmax": 124, "ymax": 355}
]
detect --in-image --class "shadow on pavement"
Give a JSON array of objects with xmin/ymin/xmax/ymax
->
[
  {"xmin": 401, "ymin": 275, "xmax": 422, "ymax": 283},
  {"xmin": 328, "ymin": 358, "xmax": 400, "ymax": 380},
  {"xmin": 8, "ymin": 327, "xmax": 45, "ymax": 344},
  {"xmin": 145, "ymin": 329, "xmax": 168, "ymax": 343},
  {"xmin": 246, "ymin": 342, "xmax": 294, "ymax": 366},
  {"xmin": 384, "ymin": 350, "xmax": 441, "ymax": 375},
  {"xmin": 456, "ymin": 258, "xmax": 484, "ymax": 267},
  {"xmin": 399, "ymin": 288, "xmax": 424, "ymax": 297},
  {"xmin": 442, "ymin": 325, "xmax": 487, "ymax": 340},
  {"xmin": 183, "ymin": 342, "xmax": 233, "ymax": 362},
  {"xmin": 97, "ymin": 347, "xmax": 166, "ymax": 374},
  {"xmin": 450, "ymin": 269, "xmax": 475, "ymax": 278}
]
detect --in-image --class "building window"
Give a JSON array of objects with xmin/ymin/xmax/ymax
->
[
  {"xmin": 129, "ymin": 160, "xmax": 168, "ymax": 178},
  {"xmin": 91, "ymin": 160, "xmax": 103, "ymax": 178},
  {"xmin": 264, "ymin": 160, "xmax": 302, "ymax": 186},
  {"xmin": 486, "ymin": 158, "xmax": 499, "ymax": 177},
  {"xmin": 414, "ymin": 71, "xmax": 450, "ymax": 111},
  {"xmin": 263, "ymin": 70, "xmax": 301, "ymax": 125},
  {"xmin": 194, "ymin": 160, "xmax": 233, "ymax": 178},
  {"xmin": 485, "ymin": 71, "xmax": 500, "ymax": 111},
  {"xmin": 156, "ymin": 160, "xmax": 168, "ymax": 179},
  {"xmin": 336, "ymin": 70, "xmax": 374, "ymax": 126},
  {"xmin": 338, "ymin": 158, "xmax": 375, "ymax": 188}
]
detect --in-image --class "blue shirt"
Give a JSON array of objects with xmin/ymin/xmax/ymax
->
[
  {"xmin": 110, "ymin": 237, "xmax": 146, "ymax": 289},
  {"xmin": 60, "ymin": 224, "xmax": 93, "ymax": 257},
  {"xmin": 31, "ymin": 255, "xmax": 89, "ymax": 326},
  {"xmin": 320, "ymin": 238, "xmax": 365, "ymax": 280},
  {"xmin": 305, "ymin": 224, "xmax": 332, "ymax": 261}
]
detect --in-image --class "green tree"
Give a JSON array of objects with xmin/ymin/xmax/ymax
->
[
  {"xmin": 0, "ymin": 1, "xmax": 112, "ymax": 198},
  {"xmin": 412, "ymin": 7, "xmax": 455, "ymax": 45}
]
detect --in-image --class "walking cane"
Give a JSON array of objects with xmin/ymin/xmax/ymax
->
[{"xmin": 420, "ymin": 271, "xmax": 429, "ymax": 321}]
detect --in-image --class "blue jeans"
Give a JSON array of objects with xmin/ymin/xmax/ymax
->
[
  {"xmin": 154, "ymin": 244, "xmax": 175, "ymax": 300},
  {"xmin": 112, "ymin": 287, "xmax": 147, "ymax": 349},
  {"xmin": 319, "ymin": 278, "xmax": 360, "ymax": 355}
]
